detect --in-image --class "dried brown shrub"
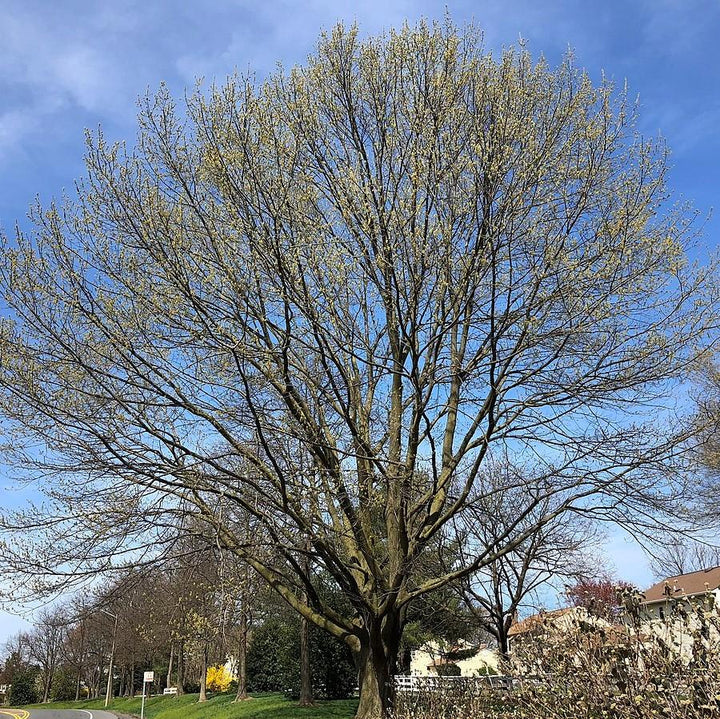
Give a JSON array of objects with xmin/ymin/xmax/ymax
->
[{"xmin": 392, "ymin": 590, "xmax": 720, "ymax": 718}]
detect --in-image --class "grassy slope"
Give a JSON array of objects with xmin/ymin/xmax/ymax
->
[{"xmin": 27, "ymin": 693, "xmax": 358, "ymax": 719}]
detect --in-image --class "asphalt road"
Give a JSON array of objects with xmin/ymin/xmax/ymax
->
[{"xmin": 0, "ymin": 710, "xmax": 119, "ymax": 719}]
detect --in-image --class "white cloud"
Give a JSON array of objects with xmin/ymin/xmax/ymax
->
[
  {"xmin": 0, "ymin": 108, "xmax": 41, "ymax": 155},
  {"xmin": 0, "ymin": 4, "xmax": 137, "ymax": 160},
  {"xmin": 53, "ymin": 47, "xmax": 119, "ymax": 114}
]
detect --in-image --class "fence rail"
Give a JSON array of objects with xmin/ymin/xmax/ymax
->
[{"xmin": 393, "ymin": 674, "xmax": 515, "ymax": 693}]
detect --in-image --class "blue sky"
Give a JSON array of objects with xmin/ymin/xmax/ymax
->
[{"xmin": 1, "ymin": 0, "xmax": 719, "ymax": 643}]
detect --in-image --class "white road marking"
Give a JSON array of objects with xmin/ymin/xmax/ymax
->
[{"xmin": 79, "ymin": 711, "xmax": 94, "ymax": 719}]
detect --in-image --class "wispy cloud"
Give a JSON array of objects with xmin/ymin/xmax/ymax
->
[
  {"xmin": 641, "ymin": 101, "xmax": 720, "ymax": 157},
  {"xmin": 639, "ymin": 0, "xmax": 720, "ymax": 60},
  {"xmin": 0, "ymin": 0, "xmax": 564, "ymax": 164},
  {"xmin": 0, "ymin": 2, "xmax": 144, "ymax": 160}
]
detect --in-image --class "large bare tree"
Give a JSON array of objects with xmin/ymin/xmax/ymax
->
[{"xmin": 0, "ymin": 20, "xmax": 715, "ymax": 718}]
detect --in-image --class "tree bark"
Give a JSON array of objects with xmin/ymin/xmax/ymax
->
[
  {"xmin": 297, "ymin": 535, "xmax": 314, "ymax": 707},
  {"xmin": 498, "ymin": 622, "xmax": 510, "ymax": 660},
  {"xmin": 353, "ymin": 616, "xmax": 400, "ymax": 719},
  {"xmin": 234, "ymin": 614, "xmax": 250, "ymax": 701},
  {"xmin": 298, "ymin": 613, "xmax": 313, "ymax": 706},
  {"xmin": 198, "ymin": 643, "xmax": 208, "ymax": 702},
  {"xmin": 42, "ymin": 673, "xmax": 51, "ymax": 703},
  {"xmin": 96, "ymin": 660, "xmax": 104, "ymax": 700},
  {"xmin": 354, "ymin": 647, "xmax": 392, "ymax": 719},
  {"xmin": 75, "ymin": 629, "xmax": 86, "ymax": 701},
  {"xmin": 176, "ymin": 641, "xmax": 185, "ymax": 695},
  {"xmin": 166, "ymin": 643, "xmax": 174, "ymax": 690}
]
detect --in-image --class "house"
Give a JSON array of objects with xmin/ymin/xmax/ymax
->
[
  {"xmin": 409, "ymin": 640, "xmax": 499, "ymax": 677},
  {"xmin": 507, "ymin": 607, "xmax": 599, "ymax": 654},
  {"xmin": 639, "ymin": 566, "xmax": 720, "ymax": 621},
  {"xmin": 506, "ymin": 605, "xmax": 641, "ymax": 677},
  {"xmin": 631, "ymin": 566, "xmax": 720, "ymax": 661}
]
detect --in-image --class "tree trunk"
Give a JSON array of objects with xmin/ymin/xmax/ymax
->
[
  {"xmin": 354, "ymin": 647, "xmax": 392, "ymax": 719},
  {"xmin": 497, "ymin": 614, "xmax": 513, "ymax": 662},
  {"xmin": 176, "ymin": 641, "xmax": 185, "ymax": 695},
  {"xmin": 234, "ymin": 615, "xmax": 250, "ymax": 702},
  {"xmin": 298, "ymin": 613, "xmax": 313, "ymax": 706},
  {"xmin": 129, "ymin": 661, "xmax": 136, "ymax": 697},
  {"xmin": 498, "ymin": 629, "xmax": 510, "ymax": 660},
  {"xmin": 42, "ymin": 672, "xmax": 51, "ymax": 703},
  {"xmin": 198, "ymin": 643, "xmax": 208, "ymax": 702},
  {"xmin": 353, "ymin": 617, "xmax": 400, "ymax": 719},
  {"xmin": 166, "ymin": 643, "xmax": 174, "ymax": 690},
  {"xmin": 297, "ymin": 537, "xmax": 314, "ymax": 707},
  {"xmin": 75, "ymin": 630, "xmax": 86, "ymax": 701},
  {"xmin": 96, "ymin": 660, "xmax": 104, "ymax": 700}
]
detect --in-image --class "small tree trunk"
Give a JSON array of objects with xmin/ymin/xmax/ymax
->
[
  {"xmin": 96, "ymin": 660, "xmax": 104, "ymax": 700},
  {"xmin": 129, "ymin": 661, "xmax": 136, "ymax": 697},
  {"xmin": 298, "ymin": 538, "xmax": 314, "ymax": 707},
  {"xmin": 497, "ymin": 614, "xmax": 513, "ymax": 662},
  {"xmin": 176, "ymin": 641, "xmax": 185, "ymax": 695},
  {"xmin": 166, "ymin": 643, "xmax": 174, "ymax": 689},
  {"xmin": 75, "ymin": 630, "xmax": 86, "ymax": 701},
  {"xmin": 198, "ymin": 643, "xmax": 208, "ymax": 702},
  {"xmin": 498, "ymin": 629, "xmax": 510, "ymax": 660},
  {"xmin": 298, "ymin": 613, "xmax": 313, "ymax": 706},
  {"xmin": 234, "ymin": 614, "xmax": 250, "ymax": 701}
]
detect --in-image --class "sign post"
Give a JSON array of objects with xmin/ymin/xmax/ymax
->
[{"xmin": 141, "ymin": 671, "xmax": 154, "ymax": 719}]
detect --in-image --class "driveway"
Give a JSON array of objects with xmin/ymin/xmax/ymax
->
[{"xmin": 0, "ymin": 710, "xmax": 119, "ymax": 719}]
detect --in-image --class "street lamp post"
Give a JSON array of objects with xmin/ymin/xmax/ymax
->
[{"xmin": 100, "ymin": 609, "xmax": 119, "ymax": 708}]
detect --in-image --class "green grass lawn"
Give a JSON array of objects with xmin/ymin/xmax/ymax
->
[{"xmin": 27, "ymin": 692, "xmax": 358, "ymax": 719}]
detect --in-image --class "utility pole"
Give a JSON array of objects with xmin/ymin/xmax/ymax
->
[{"xmin": 99, "ymin": 609, "xmax": 119, "ymax": 708}]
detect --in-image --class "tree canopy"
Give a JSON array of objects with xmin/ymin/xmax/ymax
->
[{"xmin": 0, "ymin": 19, "xmax": 715, "ymax": 718}]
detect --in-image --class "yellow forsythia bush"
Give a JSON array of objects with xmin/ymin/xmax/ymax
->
[{"xmin": 206, "ymin": 664, "xmax": 233, "ymax": 693}]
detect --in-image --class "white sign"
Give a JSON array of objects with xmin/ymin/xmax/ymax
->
[{"xmin": 144, "ymin": 671, "xmax": 155, "ymax": 683}]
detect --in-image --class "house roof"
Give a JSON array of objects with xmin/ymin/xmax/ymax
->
[
  {"xmin": 507, "ymin": 608, "xmax": 642, "ymax": 646},
  {"xmin": 642, "ymin": 566, "xmax": 720, "ymax": 604},
  {"xmin": 507, "ymin": 608, "xmax": 575, "ymax": 636}
]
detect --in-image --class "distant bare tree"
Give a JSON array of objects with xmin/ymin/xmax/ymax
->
[
  {"xmin": 60, "ymin": 614, "xmax": 88, "ymax": 701},
  {"xmin": 453, "ymin": 460, "xmax": 598, "ymax": 657},
  {"xmin": 650, "ymin": 538, "xmax": 720, "ymax": 578},
  {"xmin": 27, "ymin": 607, "xmax": 65, "ymax": 703},
  {"xmin": 0, "ymin": 630, "xmax": 32, "ymax": 685}
]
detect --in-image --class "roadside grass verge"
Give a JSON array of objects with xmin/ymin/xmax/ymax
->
[{"xmin": 26, "ymin": 692, "xmax": 358, "ymax": 718}]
